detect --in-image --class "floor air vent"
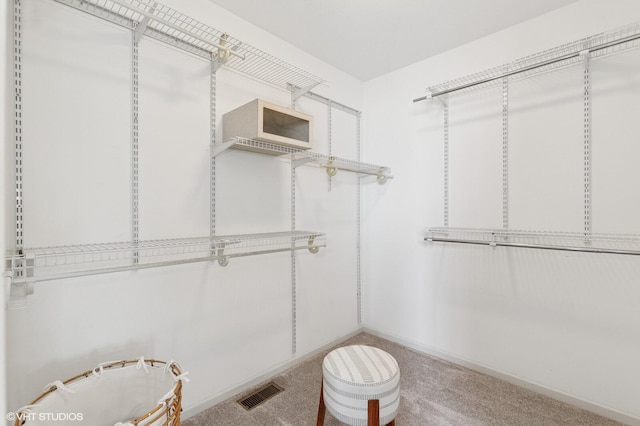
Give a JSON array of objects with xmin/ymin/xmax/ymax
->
[{"xmin": 237, "ymin": 382, "xmax": 284, "ymax": 411}]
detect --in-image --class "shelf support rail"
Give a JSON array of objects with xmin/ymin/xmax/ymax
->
[
  {"xmin": 131, "ymin": 21, "xmax": 141, "ymax": 266},
  {"xmin": 9, "ymin": 0, "xmax": 34, "ymax": 309},
  {"xmin": 356, "ymin": 112, "xmax": 362, "ymax": 325},
  {"xmin": 582, "ymin": 50, "xmax": 592, "ymax": 240},
  {"xmin": 290, "ymin": 162, "xmax": 297, "ymax": 355},
  {"xmin": 210, "ymin": 54, "xmax": 219, "ymax": 242},
  {"xmin": 501, "ymin": 69, "xmax": 509, "ymax": 230},
  {"xmin": 443, "ymin": 97, "xmax": 449, "ymax": 227},
  {"xmin": 328, "ymin": 100, "xmax": 333, "ymax": 191}
]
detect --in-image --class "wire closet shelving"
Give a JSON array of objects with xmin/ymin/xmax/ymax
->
[
  {"xmin": 8, "ymin": 0, "xmax": 392, "ymax": 312},
  {"xmin": 7, "ymin": 0, "xmax": 333, "ymax": 299},
  {"xmin": 414, "ymin": 20, "xmax": 640, "ymax": 101},
  {"xmin": 418, "ymin": 20, "xmax": 640, "ymax": 255},
  {"xmin": 7, "ymin": 231, "xmax": 326, "ymax": 284},
  {"xmin": 53, "ymin": 0, "xmax": 324, "ymax": 90},
  {"xmin": 213, "ymin": 137, "xmax": 393, "ymax": 183}
]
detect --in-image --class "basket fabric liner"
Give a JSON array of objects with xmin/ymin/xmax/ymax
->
[{"xmin": 16, "ymin": 357, "xmax": 187, "ymax": 426}]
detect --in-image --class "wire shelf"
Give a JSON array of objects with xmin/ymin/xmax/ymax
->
[
  {"xmin": 53, "ymin": 0, "xmax": 323, "ymax": 90},
  {"xmin": 416, "ymin": 20, "xmax": 640, "ymax": 100},
  {"xmin": 212, "ymin": 137, "xmax": 304, "ymax": 157},
  {"xmin": 426, "ymin": 227, "xmax": 640, "ymax": 256},
  {"xmin": 286, "ymin": 151, "xmax": 393, "ymax": 183},
  {"xmin": 6, "ymin": 231, "xmax": 326, "ymax": 283},
  {"xmin": 212, "ymin": 137, "xmax": 393, "ymax": 183}
]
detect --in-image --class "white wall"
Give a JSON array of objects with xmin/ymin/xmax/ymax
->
[
  {"xmin": 9, "ymin": 0, "xmax": 640, "ymax": 423},
  {"xmin": 363, "ymin": 0, "xmax": 640, "ymax": 422},
  {"xmin": 5, "ymin": 0, "xmax": 363, "ymax": 418}
]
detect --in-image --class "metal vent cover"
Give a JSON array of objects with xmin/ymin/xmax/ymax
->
[{"xmin": 237, "ymin": 382, "xmax": 284, "ymax": 411}]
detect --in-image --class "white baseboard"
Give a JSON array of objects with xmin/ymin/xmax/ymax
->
[
  {"xmin": 363, "ymin": 326, "xmax": 640, "ymax": 426},
  {"xmin": 181, "ymin": 327, "xmax": 364, "ymax": 420}
]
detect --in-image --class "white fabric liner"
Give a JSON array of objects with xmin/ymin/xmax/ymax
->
[{"xmin": 17, "ymin": 358, "xmax": 185, "ymax": 426}]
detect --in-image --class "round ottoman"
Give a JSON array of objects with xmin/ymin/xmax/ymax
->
[{"xmin": 317, "ymin": 345, "xmax": 400, "ymax": 426}]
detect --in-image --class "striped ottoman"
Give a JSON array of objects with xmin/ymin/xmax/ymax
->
[{"xmin": 317, "ymin": 345, "xmax": 400, "ymax": 426}]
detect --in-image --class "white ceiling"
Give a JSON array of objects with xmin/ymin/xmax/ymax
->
[{"xmin": 207, "ymin": 0, "xmax": 578, "ymax": 81}]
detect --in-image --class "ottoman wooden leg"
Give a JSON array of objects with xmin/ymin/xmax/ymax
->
[
  {"xmin": 316, "ymin": 380, "xmax": 326, "ymax": 426},
  {"xmin": 368, "ymin": 399, "xmax": 380, "ymax": 426},
  {"xmin": 387, "ymin": 421, "xmax": 396, "ymax": 426}
]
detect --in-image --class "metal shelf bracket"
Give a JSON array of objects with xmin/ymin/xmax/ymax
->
[
  {"xmin": 292, "ymin": 156, "xmax": 315, "ymax": 168},
  {"xmin": 6, "ymin": 252, "xmax": 35, "ymax": 309},
  {"xmin": 291, "ymin": 82, "xmax": 321, "ymax": 105},
  {"xmin": 216, "ymin": 248, "xmax": 229, "ymax": 266},
  {"xmin": 133, "ymin": 1, "xmax": 156, "ymax": 43},
  {"xmin": 212, "ymin": 34, "xmax": 241, "ymax": 73},
  {"xmin": 211, "ymin": 139, "xmax": 238, "ymax": 157},
  {"xmin": 307, "ymin": 237, "xmax": 320, "ymax": 254},
  {"xmin": 325, "ymin": 159, "xmax": 338, "ymax": 177}
]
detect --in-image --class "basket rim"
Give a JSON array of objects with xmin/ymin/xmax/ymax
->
[{"xmin": 14, "ymin": 358, "xmax": 184, "ymax": 426}]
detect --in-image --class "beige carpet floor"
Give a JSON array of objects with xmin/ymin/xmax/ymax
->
[{"xmin": 183, "ymin": 332, "xmax": 621, "ymax": 425}]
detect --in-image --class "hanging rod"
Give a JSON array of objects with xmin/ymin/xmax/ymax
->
[
  {"xmin": 425, "ymin": 237, "xmax": 640, "ymax": 256},
  {"xmin": 413, "ymin": 30, "xmax": 640, "ymax": 102},
  {"xmin": 425, "ymin": 227, "xmax": 640, "ymax": 256}
]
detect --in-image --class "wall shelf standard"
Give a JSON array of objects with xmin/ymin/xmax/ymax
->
[
  {"xmin": 5, "ymin": 231, "xmax": 326, "ymax": 285},
  {"xmin": 213, "ymin": 137, "xmax": 393, "ymax": 184}
]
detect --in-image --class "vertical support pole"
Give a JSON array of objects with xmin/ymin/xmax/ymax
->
[
  {"xmin": 356, "ymin": 112, "xmax": 362, "ymax": 325},
  {"xmin": 582, "ymin": 52, "xmax": 591, "ymax": 240},
  {"xmin": 14, "ymin": 0, "xmax": 23, "ymax": 260},
  {"xmin": 502, "ymin": 73, "xmax": 509, "ymax": 231},
  {"xmin": 291, "ymin": 163, "xmax": 297, "ymax": 355},
  {"xmin": 10, "ymin": 0, "xmax": 32, "ymax": 308},
  {"xmin": 443, "ymin": 99, "xmax": 449, "ymax": 227},
  {"xmin": 131, "ymin": 30, "xmax": 140, "ymax": 264},
  {"xmin": 210, "ymin": 63, "xmax": 217, "ymax": 240},
  {"xmin": 328, "ymin": 101, "xmax": 333, "ymax": 192},
  {"xmin": 290, "ymin": 92, "xmax": 297, "ymax": 355}
]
